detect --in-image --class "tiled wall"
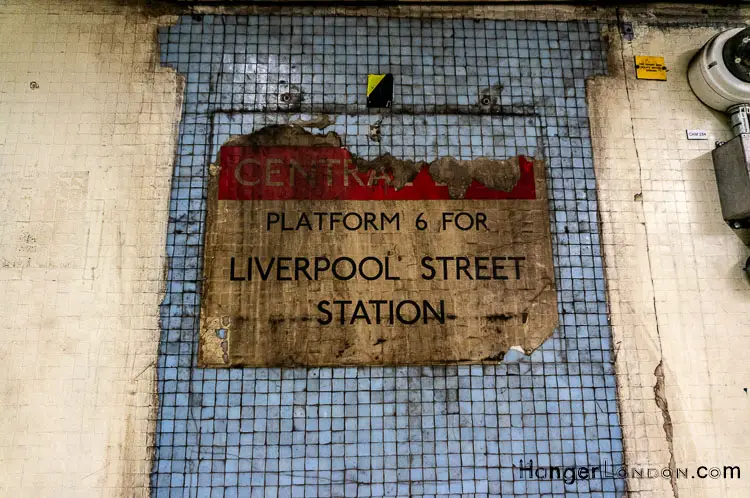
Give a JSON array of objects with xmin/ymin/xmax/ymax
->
[
  {"xmin": 4, "ymin": 4, "xmax": 748, "ymax": 497},
  {"xmin": 154, "ymin": 15, "xmax": 624, "ymax": 497}
]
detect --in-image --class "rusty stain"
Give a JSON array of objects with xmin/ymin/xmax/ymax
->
[
  {"xmin": 368, "ymin": 118, "xmax": 382, "ymax": 143},
  {"xmin": 483, "ymin": 351, "xmax": 506, "ymax": 362},
  {"xmin": 212, "ymin": 104, "xmax": 537, "ymax": 122},
  {"xmin": 220, "ymin": 338, "xmax": 229, "ymax": 364},
  {"xmin": 478, "ymin": 84, "xmax": 504, "ymax": 109},
  {"xmin": 277, "ymin": 83, "xmax": 303, "ymax": 111}
]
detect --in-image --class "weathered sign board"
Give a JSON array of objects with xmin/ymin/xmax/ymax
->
[{"xmin": 199, "ymin": 126, "xmax": 558, "ymax": 367}]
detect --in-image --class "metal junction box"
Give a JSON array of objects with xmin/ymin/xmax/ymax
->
[
  {"xmin": 713, "ymin": 134, "xmax": 750, "ymax": 246},
  {"xmin": 712, "ymin": 134, "xmax": 750, "ymax": 222}
]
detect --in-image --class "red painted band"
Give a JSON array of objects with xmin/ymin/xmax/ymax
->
[{"xmin": 218, "ymin": 146, "xmax": 536, "ymax": 201}]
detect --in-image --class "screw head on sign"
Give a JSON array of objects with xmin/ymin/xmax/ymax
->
[{"xmin": 29, "ymin": 81, "xmax": 39, "ymax": 90}]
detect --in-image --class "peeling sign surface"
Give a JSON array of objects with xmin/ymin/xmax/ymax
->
[{"xmin": 200, "ymin": 126, "xmax": 558, "ymax": 367}]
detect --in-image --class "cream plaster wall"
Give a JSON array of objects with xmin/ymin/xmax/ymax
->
[
  {"xmin": 590, "ymin": 23, "xmax": 750, "ymax": 498},
  {"xmin": 0, "ymin": 1, "xmax": 181, "ymax": 496}
]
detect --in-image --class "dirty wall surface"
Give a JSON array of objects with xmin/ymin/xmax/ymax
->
[
  {"xmin": 2, "ymin": 2, "xmax": 748, "ymax": 498},
  {"xmin": 588, "ymin": 21, "xmax": 750, "ymax": 498},
  {"xmin": 154, "ymin": 14, "xmax": 623, "ymax": 497},
  {"xmin": 0, "ymin": 1, "xmax": 181, "ymax": 496}
]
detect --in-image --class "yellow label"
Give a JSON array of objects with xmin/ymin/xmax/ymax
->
[
  {"xmin": 367, "ymin": 74, "xmax": 386, "ymax": 96},
  {"xmin": 635, "ymin": 56, "xmax": 667, "ymax": 81}
]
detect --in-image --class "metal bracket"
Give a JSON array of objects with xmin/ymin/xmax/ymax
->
[{"xmin": 620, "ymin": 22, "xmax": 634, "ymax": 41}]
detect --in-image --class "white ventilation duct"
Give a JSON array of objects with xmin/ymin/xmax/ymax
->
[
  {"xmin": 689, "ymin": 27, "xmax": 750, "ymax": 268},
  {"xmin": 688, "ymin": 27, "xmax": 750, "ymax": 113}
]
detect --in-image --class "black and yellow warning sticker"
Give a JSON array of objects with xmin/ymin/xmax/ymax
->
[
  {"xmin": 367, "ymin": 74, "xmax": 393, "ymax": 108},
  {"xmin": 634, "ymin": 56, "xmax": 667, "ymax": 81}
]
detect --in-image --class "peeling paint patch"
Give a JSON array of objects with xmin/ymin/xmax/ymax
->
[
  {"xmin": 289, "ymin": 114, "xmax": 334, "ymax": 129},
  {"xmin": 219, "ymin": 126, "xmax": 532, "ymax": 201},
  {"xmin": 224, "ymin": 124, "xmax": 341, "ymax": 148}
]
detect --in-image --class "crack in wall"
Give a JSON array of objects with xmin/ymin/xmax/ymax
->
[
  {"xmin": 614, "ymin": 9, "xmax": 678, "ymax": 498},
  {"xmin": 654, "ymin": 360, "xmax": 679, "ymax": 498}
]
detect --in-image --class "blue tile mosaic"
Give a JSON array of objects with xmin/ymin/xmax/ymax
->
[{"xmin": 154, "ymin": 14, "xmax": 625, "ymax": 497}]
